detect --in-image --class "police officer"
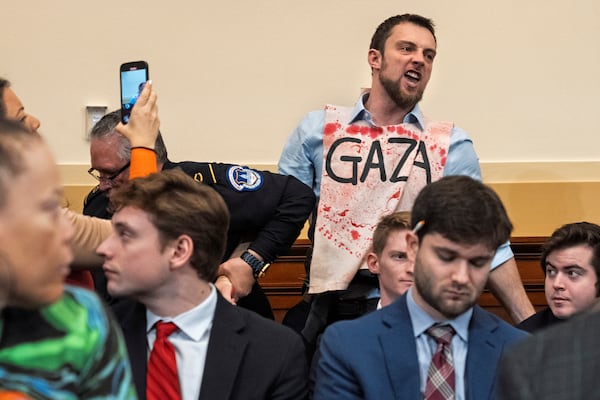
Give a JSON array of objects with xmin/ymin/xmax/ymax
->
[{"xmin": 85, "ymin": 110, "xmax": 315, "ymax": 318}]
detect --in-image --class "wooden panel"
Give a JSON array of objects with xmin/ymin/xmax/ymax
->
[
  {"xmin": 509, "ymin": 237, "xmax": 546, "ymax": 301},
  {"xmin": 262, "ymin": 237, "xmax": 548, "ymax": 324},
  {"xmin": 260, "ymin": 239, "xmax": 309, "ymax": 323}
]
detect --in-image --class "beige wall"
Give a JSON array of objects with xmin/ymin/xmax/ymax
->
[
  {"xmin": 5, "ymin": 1, "xmax": 600, "ymax": 236},
  {"xmin": 3, "ymin": 1, "xmax": 600, "ymax": 166}
]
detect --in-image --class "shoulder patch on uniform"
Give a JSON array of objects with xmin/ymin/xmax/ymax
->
[{"xmin": 226, "ymin": 166, "xmax": 263, "ymax": 192}]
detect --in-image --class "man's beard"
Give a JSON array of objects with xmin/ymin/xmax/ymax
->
[
  {"xmin": 379, "ymin": 65, "xmax": 424, "ymax": 110},
  {"xmin": 414, "ymin": 258, "xmax": 476, "ymax": 319}
]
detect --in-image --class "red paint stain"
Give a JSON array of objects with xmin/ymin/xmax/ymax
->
[
  {"xmin": 369, "ymin": 126, "xmax": 384, "ymax": 138},
  {"xmin": 324, "ymin": 122, "xmax": 341, "ymax": 135},
  {"xmin": 351, "ymin": 230, "xmax": 360, "ymax": 240},
  {"xmin": 439, "ymin": 148, "xmax": 447, "ymax": 157},
  {"xmin": 387, "ymin": 126, "xmax": 396, "ymax": 132},
  {"xmin": 346, "ymin": 125, "xmax": 384, "ymax": 138},
  {"xmin": 338, "ymin": 209, "xmax": 349, "ymax": 217},
  {"xmin": 396, "ymin": 126, "xmax": 409, "ymax": 136},
  {"xmin": 349, "ymin": 126, "xmax": 363, "ymax": 135},
  {"xmin": 346, "ymin": 125, "xmax": 360, "ymax": 135},
  {"xmin": 440, "ymin": 156, "xmax": 447, "ymax": 166}
]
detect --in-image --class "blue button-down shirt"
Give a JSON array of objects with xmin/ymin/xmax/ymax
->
[
  {"xmin": 278, "ymin": 94, "xmax": 512, "ymax": 269},
  {"xmin": 406, "ymin": 287, "xmax": 472, "ymax": 400},
  {"xmin": 279, "ymin": 93, "xmax": 481, "ymax": 198}
]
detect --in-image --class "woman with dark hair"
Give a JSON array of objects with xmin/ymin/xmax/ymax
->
[{"xmin": 0, "ymin": 119, "xmax": 137, "ymax": 398}]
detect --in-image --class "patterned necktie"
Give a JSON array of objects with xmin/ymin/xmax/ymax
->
[
  {"xmin": 425, "ymin": 323, "xmax": 456, "ymax": 400},
  {"xmin": 147, "ymin": 321, "xmax": 181, "ymax": 400}
]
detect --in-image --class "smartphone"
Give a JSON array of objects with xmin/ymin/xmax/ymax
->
[{"xmin": 119, "ymin": 61, "xmax": 149, "ymax": 124}]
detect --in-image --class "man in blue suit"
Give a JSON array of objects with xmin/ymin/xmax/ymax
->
[{"xmin": 313, "ymin": 176, "xmax": 527, "ymax": 399}]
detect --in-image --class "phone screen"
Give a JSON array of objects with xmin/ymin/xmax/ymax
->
[{"xmin": 120, "ymin": 61, "xmax": 149, "ymax": 124}]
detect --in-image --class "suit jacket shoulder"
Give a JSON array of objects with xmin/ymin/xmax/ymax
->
[
  {"xmin": 498, "ymin": 310, "xmax": 600, "ymax": 400},
  {"xmin": 470, "ymin": 305, "xmax": 528, "ymax": 343},
  {"xmin": 516, "ymin": 307, "xmax": 563, "ymax": 333},
  {"xmin": 465, "ymin": 306, "xmax": 528, "ymax": 400},
  {"xmin": 314, "ymin": 295, "xmax": 421, "ymax": 399},
  {"xmin": 200, "ymin": 295, "xmax": 308, "ymax": 400}
]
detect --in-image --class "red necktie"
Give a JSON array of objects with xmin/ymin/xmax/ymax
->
[
  {"xmin": 425, "ymin": 324, "xmax": 456, "ymax": 400},
  {"xmin": 147, "ymin": 321, "xmax": 181, "ymax": 400}
]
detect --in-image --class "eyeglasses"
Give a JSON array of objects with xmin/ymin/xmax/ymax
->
[{"xmin": 88, "ymin": 162, "xmax": 131, "ymax": 182}]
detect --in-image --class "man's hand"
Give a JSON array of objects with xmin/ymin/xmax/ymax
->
[
  {"xmin": 218, "ymin": 256, "xmax": 256, "ymax": 302},
  {"xmin": 115, "ymin": 81, "xmax": 159, "ymax": 148},
  {"xmin": 215, "ymin": 275, "xmax": 236, "ymax": 305}
]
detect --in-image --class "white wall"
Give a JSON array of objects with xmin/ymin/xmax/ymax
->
[{"xmin": 3, "ymin": 0, "xmax": 599, "ymax": 167}]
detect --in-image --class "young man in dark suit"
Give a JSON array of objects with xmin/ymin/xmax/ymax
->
[
  {"xmin": 517, "ymin": 222, "xmax": 600, "ymax": 333},
  {"xmin": 97, "ymin": 169, "xmax": 308, "ymax": 400},
  {"xmin": 313, "ymin": 176, "xmax": 527, "ymax": 400}
]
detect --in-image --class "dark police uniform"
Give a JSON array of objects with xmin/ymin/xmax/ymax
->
[{"xmin": 84, "ymin": 159, "xmax": 315, "ymax": 319}]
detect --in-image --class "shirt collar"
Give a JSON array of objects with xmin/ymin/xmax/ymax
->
[
  {"xmin": 406, "ymin": 287, "xmax": 472, "ymax": 343},
  {"xmin": 347, "ymin": 91, "xmax": 426, "ymax": 131},
  {"xmin": 146, "ymin": 283, "xmax": 217, "ymax": 342}
]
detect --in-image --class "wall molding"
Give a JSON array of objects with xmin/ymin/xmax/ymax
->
[
  {"xmin": 60, "ymin": 161, "xmax": 600, "ymax": 185},
  {"xmin": 481, "ymin": 161, "xmax": 600, "ymax": 183},
  {"xmin": 60, "ymin": 163, "xmax": 600, "ymax": 236}
]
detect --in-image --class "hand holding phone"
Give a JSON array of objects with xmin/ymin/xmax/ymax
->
[
  {"xmin": 115, "ymin": 80, "xmax": 160, "ymax": 149},
  {"xmin": 119, "ymin": 61, "xmax": 149, "ymax": 124}
]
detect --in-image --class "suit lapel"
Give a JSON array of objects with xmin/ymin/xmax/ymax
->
[
  {"xmin": 379, "ymin": 296, "xmax": 421, "ymax": 399},
  {"xmin": 198, "ymin": 294, "xmax": 249, "ymax": 400},
  {"xmin": 464, "ymin": 306, "xmax": 501, "ymax": 400}
]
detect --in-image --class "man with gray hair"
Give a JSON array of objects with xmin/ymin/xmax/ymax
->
[{"xmin": 84, "ymin": 110, "xmax": 315, "ymax": 318}]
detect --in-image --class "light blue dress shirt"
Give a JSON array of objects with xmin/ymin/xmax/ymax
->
[
  {"xmin": 406, "ymin": 287, "xmax": 472, "ymax": 400},
  {"xmin": 278, "ymin": 94, "xmax": 513, "ymax": 269}
]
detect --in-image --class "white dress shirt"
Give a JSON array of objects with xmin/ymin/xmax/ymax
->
[{"xmin": 146, "ymin": 284, "xmax": 217, "ymax": 400}]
